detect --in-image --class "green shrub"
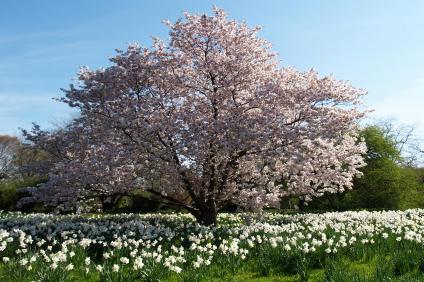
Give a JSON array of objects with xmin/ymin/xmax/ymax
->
[
  {"xmin": 110, "ymin": 191, "xmax": 164, "ymax": 213},
  {"xmin": 0, "ymin": 176, "xmax": 47, "ymax": 211},
  {"xmin": 0, "ymin": 181, "xmax": 18, "ymax": 210},
  {"xmin": 306, "ymin": 125, "xmax": 423, "ymax": 211}
]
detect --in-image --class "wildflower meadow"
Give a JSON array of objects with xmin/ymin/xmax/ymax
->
[{"xmin": 2, "ymin": 209, "xmax": 424, "ymax": 281}]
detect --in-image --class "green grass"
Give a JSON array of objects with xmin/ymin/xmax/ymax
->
[{"xmin": 2, "ymin": 248, "xmax": 424, "ymax": 282}]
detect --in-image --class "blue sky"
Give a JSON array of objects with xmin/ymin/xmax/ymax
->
[{"xmin": 1, "ymin": 0, "xmax": 423, "ymax": 138}]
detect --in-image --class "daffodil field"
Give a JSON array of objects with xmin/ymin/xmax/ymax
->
[{"xmin": 2, "ymin": 210, "xmax": 424, "ymax": 281}]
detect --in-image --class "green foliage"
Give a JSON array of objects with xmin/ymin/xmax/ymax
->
[
  {"xmin": 397, "ymin": 167, "xmax": 424, "ymax": 209},
  {"xmin": 0, "ymin": 177, "xmax": 46, "ymax": 211},
  {"xmin": 351, "ymin": 126, "xmax": 403, "ymax": 209},
  {"xmin": 0, "ymin": 181, "xmax": 18, "ymax": 210},
  {"xmin": 108, "ymin": 191, "xmax": 165, "ymax": 213},
  {"xmin": 307, "ymin": 125, "xmax": 424, "ymax": 211}
]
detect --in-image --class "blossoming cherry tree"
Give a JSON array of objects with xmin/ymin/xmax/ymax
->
[{"xmin": 22, "ymin": 8, "xmax": 366, "ymax": 225}]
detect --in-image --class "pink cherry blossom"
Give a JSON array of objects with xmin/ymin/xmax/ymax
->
[{"xmin": 20, "ymin": 8, "xmax": 367, "ymax": 225}]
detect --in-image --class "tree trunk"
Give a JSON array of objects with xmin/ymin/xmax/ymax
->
[
  {"xmin": 193, "ymin": 200, "xmax": 218, "ymax": 226},
  {"xmin": 193, "ymin": 207, "xmax": 217, "ymax": 226}
]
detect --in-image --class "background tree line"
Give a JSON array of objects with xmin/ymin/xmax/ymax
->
[
  {"xmin": 1, "ymin": 120, "xmax": 423, "ymax": 213},
  {"xmin": 295, "ymin": 121, "xmax": 424, "ymax": 211}
]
